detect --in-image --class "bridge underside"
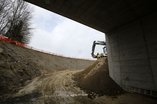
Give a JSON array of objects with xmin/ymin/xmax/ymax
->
[{"xmin": 25, "ymin": 0, "xmax": 157, "ymax": 96}]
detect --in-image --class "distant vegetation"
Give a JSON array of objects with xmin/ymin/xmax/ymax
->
[{"xmin": 0, "ymin": 0, "xmax": 32, "ymax": 44}]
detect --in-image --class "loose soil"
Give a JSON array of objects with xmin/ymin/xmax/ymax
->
[
  {"xmin": 0, "ymin": 41, "xmax": 157, "ymax": 104},
  {"xmin": 73, "ymin": 57, "xmax": 124, "ymax": 96}
]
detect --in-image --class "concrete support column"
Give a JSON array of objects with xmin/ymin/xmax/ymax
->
[{"xmin": 106, "ymin": 12, "xmax": 157, "ymax": 96}]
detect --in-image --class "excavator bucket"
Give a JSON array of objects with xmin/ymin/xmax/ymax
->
[{"xmin": 91, "ymin": 41, "xmax": 107, "ymax": 58}]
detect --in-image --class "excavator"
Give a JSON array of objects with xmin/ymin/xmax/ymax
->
[{"xmin": 91, "ymin": 41, "xmax": 107, "ymax": 58}]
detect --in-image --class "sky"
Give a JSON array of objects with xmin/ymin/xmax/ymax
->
[{"xmin": 28, "ymin": 4, "xmax": 105, "ymax": 60}]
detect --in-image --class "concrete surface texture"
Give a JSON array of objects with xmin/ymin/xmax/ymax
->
[
  {"xmin": 106, "ymin": 12, "xmax": 157, "ymax": 96},
  {"xmin": 24, "ymin": 0, "xmax": 156, "ymax": 33}
]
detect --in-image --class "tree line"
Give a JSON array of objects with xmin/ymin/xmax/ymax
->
[{"xmin": 0, "ymin": 0, "xmax": 32, "ymax": 44}]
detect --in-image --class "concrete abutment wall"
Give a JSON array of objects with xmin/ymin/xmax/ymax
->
[{"xmin": 106, "ymin": 12, "xmax": 157, "ymax": 96}]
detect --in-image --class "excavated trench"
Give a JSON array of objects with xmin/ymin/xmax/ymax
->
[{"xmin": 0, "ymin": 41, "xmax": 157, "ymax": 104}]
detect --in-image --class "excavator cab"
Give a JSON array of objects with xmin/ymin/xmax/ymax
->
[{"xmin": 91, "ymin": 41, "xmax": 107, "ymax": 58}]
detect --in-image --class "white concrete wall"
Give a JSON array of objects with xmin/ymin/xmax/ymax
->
[{"xmin": 106, "ymin": 12, "xmax": 157, "ymax": 95}]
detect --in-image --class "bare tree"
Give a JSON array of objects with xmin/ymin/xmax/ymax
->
[
  {"xmin": 0, "ymin": 0, "xmax": 12, "ymax": 34},
  {"xmin": 0, "ymin": 0, "xmax": 32, "ymax": 44}
]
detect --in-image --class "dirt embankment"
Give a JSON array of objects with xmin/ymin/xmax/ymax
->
[
  {"xmin": 0, "ymin": 42, "xmax": 41, "ymax": 100},
  {"xmin": 74, "ymin": 57, "xmax": 124, "ymax": 96},
  {"xmin": 0, "ymin": 41, "xmax": 94, "ymax": 100}
]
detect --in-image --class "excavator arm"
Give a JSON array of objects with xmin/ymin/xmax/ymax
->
[{"xmin": 91, "ymin": 41, "xmax": 106, "ymax": 58}]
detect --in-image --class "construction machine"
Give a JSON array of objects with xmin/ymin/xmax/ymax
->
[{"xmin": 91, "ymin": 41, "xmax": 107, "ymax": 58}]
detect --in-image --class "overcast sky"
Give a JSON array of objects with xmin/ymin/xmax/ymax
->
[{"xmin": 28, "ymin": 4, "xmax": 105, "ymax": 60}]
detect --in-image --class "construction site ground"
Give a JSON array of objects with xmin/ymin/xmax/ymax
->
[{"xmin": 0, "ymin": 41, "xmax": 157, "ymax": 104}]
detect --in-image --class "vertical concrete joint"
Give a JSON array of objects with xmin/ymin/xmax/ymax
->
[{"xmin": 139, "ymin": 20, "xmax": 156, "ymax": 89}]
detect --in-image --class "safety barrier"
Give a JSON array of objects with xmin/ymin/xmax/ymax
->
[{"xmin": 0, "ymin": 35, "xmax": 25, "ymax": 47}]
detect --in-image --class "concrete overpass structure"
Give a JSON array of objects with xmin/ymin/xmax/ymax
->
[{"xmin": 25, "ymin": 0, "xmax": 157, "ymax": 97}]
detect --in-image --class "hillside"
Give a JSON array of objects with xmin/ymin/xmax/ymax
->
[{"xmin": 0, "ymin": 41, "xmax": 94, "ymax": 100}]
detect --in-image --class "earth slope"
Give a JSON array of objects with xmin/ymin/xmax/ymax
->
[{"xmin": 0, "ymin": 41, "xmax": 94, "ymax": 100}]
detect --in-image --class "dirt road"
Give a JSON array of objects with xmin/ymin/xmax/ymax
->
[
  {"xmin": 40, "ymin": 70, "xmax": 88, "ymax": 104},
  {"xmin": 12, "ymin": 69, "xmax": 94, "ymax": 104},
  {"xmin": 2, "ymin": 68, "xmax": 155, "ymax": 104}
]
